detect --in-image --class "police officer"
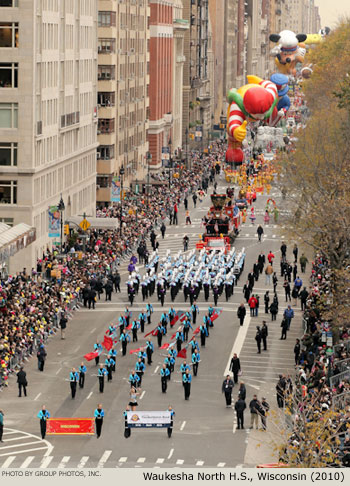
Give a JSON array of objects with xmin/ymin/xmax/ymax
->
[
  {"xmin": 98, "ymin": 364, "xmax": 107, "ymax": 393},
  {"xmin": 160, "ymin": 364, "xmax": 170, "ymax": 393},
  {"xmin": 182, "ymin": 369, "xmax": 192, "ymax": 400},
  {"xmin": 69, "ymin": 368, "xmax": 79, "ymax": 398},
  {"xmin": 94, "ymin": 404, "xmax": 104, "ymax": 439},
  {"xmin": 191, "ymin": 349, "xmax": 201, "ymax": 377},
  {"xmin": 37, "ymin": 405, "xmax": 50, "ymax": 439},
  {"xmin": 119, "ymin": 330, "xmax": 130, "ymax": 356},
  {"xmin": 79, "ymin": 362, "xmax": 87, "ymax": 388}
]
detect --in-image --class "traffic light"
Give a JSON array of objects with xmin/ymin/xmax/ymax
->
[{"xmin": 64, "ymin": 224, "xmax": 69, "ymax": 235}]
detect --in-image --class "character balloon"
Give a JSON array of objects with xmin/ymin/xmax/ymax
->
[
  {"xmin": 269, "ymin": 30, "xmax": 307, "ymax": 76},
  {"xmin": 226, "ymin": 75, "xmax": 278, "ymax": 164},
  {"xmin": 269, "ymin": 73, "xmax": 290, "ymax": 126}
]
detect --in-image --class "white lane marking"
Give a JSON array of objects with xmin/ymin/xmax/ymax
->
[
  {"xmin": 97, "ymin": 450, "xmax": 112, "ymax": 468},
  {"xmin": 154, "ymin": 366, "xmax": 159, "ymax": 374},
  {"xmin": 217, "ymin": 462, "xmax": 226, "ymax": 467},
  {"xmin": 90, "ymin": 328, "xmax": 96, "ymax": 334},
  {"xmin": 167, "ymin": 448, "xmax": 174, "ymax": 459},
  {"xmin": 74, "ymin": 346, "xmax": 80, "ymax": 353},
  {"xmin": 137, "ymin": 457, "xmax": 146, "ymax": 463},
  {"xmin": 40, "ymin": 456, "xmax": 53, "ymax": 468},
  {"xmin": 272, "ymin": 235, "xmax": 276, "ymax": 238},
  {"xmin": 0, "ymin": 446, "xmax": 49, "ymax": 458},
  {"xmin": 20, "ymin": 456, "xmax": 35, "ymax": 468},
  {"xmin": 34, "ymin": 392, "xmax": 42, "ymax": 401},
  {"xmin": 180, "ymin": 421, "xmax": 186, "ymax": 431},
  {"xmin": 55, "ymin": 368, "xmax": 62, "ymax": 375},
  {"xmin": 140, "ymin": 391, "xmax": 145, "ymax": 400},
  {"xmin": 156, "ymin": 458, "xmax": 165, "ymax": 464},
  {"xmin": 77, "ymin": 456, "xmax": 89, "ymax": 469},
  {"xmin": 118, "ymin": 457, "xmax": 128, "ymax": 462},
  {"xmin": 196, "ymin": 460, "xmax": 204, "ymax": 466},
  {"xmin": 1, "ymin": 456, "xmax": 16, "ymax": 468},
  {"xmin": 224, "ymin": 316, "xmax": 251, "ymax": 376},
  {"xmin": 3, "ymin": 431, "xmax": 20, "ymax": 436},
  {"xmin": 176, "ymin": 459, "xmax": 184, "ymax": 465},
  {"xmin": 0, "ymin": 440, "xmax": 44, "ymax": 451},
  {"xmin": 57, "ymin": 456, "xmax": 70, "ymax": 468},
  {"xmin": 86, "ymin": 392, "xmax": 93, "ymax": 400},
  {"xmin": 246, "ymin": 384, "xmax": 260, "ymax": 390}
]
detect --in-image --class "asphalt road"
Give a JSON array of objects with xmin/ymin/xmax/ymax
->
[{"xmin": 0, "ymin": 171, "xmax": 304, "ymax": 468}]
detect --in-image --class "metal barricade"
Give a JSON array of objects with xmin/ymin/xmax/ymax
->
[
  {"xmin": 332, "ymin": 391, "xmax": 350, "ymax": 410},
  {"xmin": 330, "ymin": 369, "xmax": 350, "ymax": 389},
  {"xmin": 333, "ymin": 339, "xmax": 350, "ymax": 357}
]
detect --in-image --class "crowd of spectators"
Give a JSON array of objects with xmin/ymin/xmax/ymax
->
[
  {"xmin": 0, "ymin": 145, "xmax": 224, "ymax": 389},
  {"xmin": 282, "ymin": 254, "xmax": 350, "ymax": 466}
]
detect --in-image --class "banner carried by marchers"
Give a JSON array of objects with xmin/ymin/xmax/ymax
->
[
  {"xmin": 47, "ymin": 418, "xmax": 95, "ymax": 435},
  {"xmin": 126, "ymin": 411, "xmax": 171, "ymax": 428}
]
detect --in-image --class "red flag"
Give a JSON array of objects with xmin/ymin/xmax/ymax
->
[
  {"xmin": 171, "ymin": 332, "xmax": 177, "ymax": 340},
  {"xmin": 84, "ymin": 351, "xmax": 98, "ymax": 361},
  {"xmin": 177, "ymin": 348, "xmax": 187, "ymax": 359},
  {"xmin": 101, "ymin": 335, "xmax": 113, "ymax": 351},
  {"xmin": 126, "ymin": 323, "xmax": 132, "ymax": 330},
  {"xmin": 160, "ymin": 343, "xmax": 169, "ymax": 350},
  {"xmin": 170, "ymin": 316, "xmax": 179, "ymax": 327},
  {"xmin": 129, "ymin": 347, "xmax": 142, "ymax": 355},
  {"xmin": 144, "ymin": 326, "xmax": 158, "ymax": 338},
  {"xmin": 211, "ymin": 310, "xmax": 222, "ymax": 322},
  {"xmin": 193, "ymin": 326, "xmax": 200, "ymax": 335}
]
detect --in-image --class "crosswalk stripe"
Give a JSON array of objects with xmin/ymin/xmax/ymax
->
[
  {"xmin": 58, "ymin": 456, "xmax": 70, "ymax": 468},
  {"xmin": 20, "ymin": 456, "xmax": 35, "ymax": 468},
  {"xmin": 176, "ymin": 459, "xmax": 184, "ymax": 465},
  {"xmin": 137, "ymin": 457, "xmax": 146, "ymax": 463},
  {"xmin": 40, "ymin": 456, "xmax": 53, "ymax": 468},
  {"xmin": 156, "ymin": 458, "xmax": 165, "ymax": 464},
  {"xmin": 77, "ymin": 456, "xmax": 89, "ymax": 469},
  {"xmin": 118, "ymin": 457, "xmax": 128, "ymax": 463},
  {"xmin": 196, "ymin": 460, "xmax": 204, "ymax": 466},
  {"xmin": 97, "ymin": 450, "xmax": 112, "ymax": 468},
  {"xmin": 1, "ymin": 456, "xmax": 16, "ymax": 468},
  {"xmin": 217, "ymin": 462, "xmax": 226, "ymax": 467}
]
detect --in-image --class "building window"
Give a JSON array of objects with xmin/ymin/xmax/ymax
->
[
  {"xmin": 0, "ymin": 103, "xmax": 18, "ymax": 128},
  {"xmin": 98, "ymin": 11, "xmax": 116, "ymax": 27},
  {"xmin": 0, "ymin": 180, "xmax": 17, "ymax": 204},
  {"xmin": 0, "ymin": 22, "xmax": 19, "ymax": 47},
  {"xmin": 97, "ymin": 145, "xmax": 114, "ymax": 160},
  {"xmin": 96, "ymin": 176, "xmax": 111, "ymax": 188},
  {"xmin": 98, "ymin": 38, "xmax": 115, "ymax": 53},
  {"xmin": 0, "ymin": 62, "xmax": 18, "ymax": 87},
  {"xmin": 98, "ymin": 65, "xmax": 115, "ymax": 80},
  {"xmin": 98, "ymin": 92, "xmax": 115, "ymax": 107},
  {"xmin": 0, "ymin": 217, "xmax": 14, "ymax": 226},
  {"xmin": 0, "ymin": 142, "xmax": 17, "ymax": 166},
  {"xmin": 98, "ymin": 118, "xmax": 115, "ymax": 134},
  {"xmin": 0, "ymin": 0, "xmax": 18, "ymax": 6}
]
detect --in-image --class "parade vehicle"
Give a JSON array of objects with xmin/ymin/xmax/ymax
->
[{"xmin": 196, "ymin": 194, "xmax": 239, "ymax": 253}]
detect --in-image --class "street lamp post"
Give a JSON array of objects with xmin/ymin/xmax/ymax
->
[
  {"xmin": 119, "ymin": 165, "xmax": 125, "ymax": 238},
  {"xmin": 146, "ymin": 151, "xmax": 152, "ymax": 206},
  {"xmin": 58, "ymin": 194, "xmax": 65, "ymax": 253},
  {"xmin": 168, "ymin": 137, "xmax": 172, "ymax": 189}
]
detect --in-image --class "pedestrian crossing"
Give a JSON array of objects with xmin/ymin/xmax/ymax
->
[
  {"xmin": 0, "ymin": 453, "xmax": 228, "ymax": 469},
  {"xmin": 0, "ymin": 429, "xmax": 51, "ymax": 459}
]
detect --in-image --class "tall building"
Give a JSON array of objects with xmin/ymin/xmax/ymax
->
[
  {"xmin": 182, "ymin": 0, "xmax": 212, "ymax": 145},
  {"xmin": 97, "ymin": 0, "xmax": 149, "ymax": 203},
  {"xmin": 0, "ymin": 0, "xmax": 98, "ymax": 271}
]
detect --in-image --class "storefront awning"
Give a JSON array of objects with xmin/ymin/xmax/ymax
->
[{"xmin": 0, "ymin": 223, "xmax": 36, "ymax": 263}]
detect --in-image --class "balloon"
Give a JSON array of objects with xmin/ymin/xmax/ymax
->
[
  {"xmin": 2, "ymin": 363, "xmax": 6, "ymax": 368},
  {"xmin": 226, "ymin": 76, "xmax": 278, "ymax": 164},
  {"xmin": 269, "ymin": 30, "xmax": 307, "ymax": 76}
]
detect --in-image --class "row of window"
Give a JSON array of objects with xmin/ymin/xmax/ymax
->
[
  {"xmin": 0, "ymin": 103, "xmax": 18, "ymax": 128},
  {"xmin": 0, "ymin": 180, "xmax": 17, "ymax": 204},
  {"xmin": 0, "ymin": 1, "xmax": 18, "ymax": 7},
  {"xmin": 0, "ymin": 22, "xmax": 19, "ymax": 48},
  {"xmin": 0, "ymin": 62, "xmax": 18, "ymax": 88}
]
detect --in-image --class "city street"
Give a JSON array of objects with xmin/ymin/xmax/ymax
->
[{"xmin": 0, "ymin": 175, "xmax": 303, "ymax": 468}]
